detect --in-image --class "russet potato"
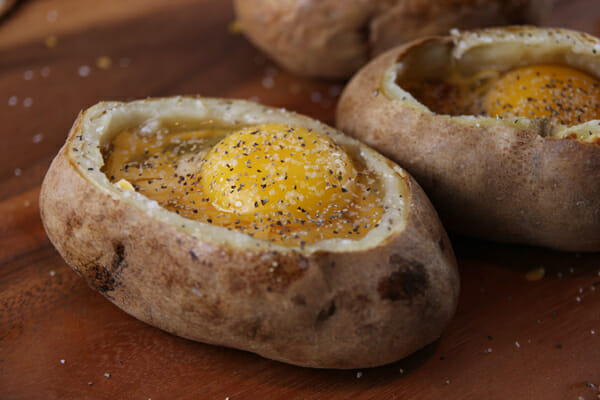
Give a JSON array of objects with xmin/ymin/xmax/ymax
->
[
  {"xmin": 40, "ymin": 97, "xmax": 459, "ymax": 368},
  {"xmin": 337, "ymin": 27, "xmax": 600, "ymax": 252}
]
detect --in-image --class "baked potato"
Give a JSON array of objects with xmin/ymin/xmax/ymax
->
[
  {"xmin": 233, "ymin": 0, "xmax": 553, "ymax": 79},
  {"xmin": 40, "ymin": 97, "xmax": 459, "ymax": 369},
  {"xmin": 337, "ymin": 26, "xmax": 600, "ymax": 252}
]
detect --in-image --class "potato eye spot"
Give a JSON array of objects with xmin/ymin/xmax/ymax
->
[
  {"xmin": 483, "ymin": 65, "xmax": 600, "ymax": 126},
  {"xmin": 201, "ymin": 124, "xmax": 357, "ymax": 222}
]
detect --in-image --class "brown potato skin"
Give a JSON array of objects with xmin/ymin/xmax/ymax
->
[
  {"xmin": 40, "ymin": 110, "xmax": 459, "ymax": 369},
  {"xmin": 233, "ymin": 0, "xmax": 552, "ymax": 79},
  {"xmin": 336, "ymin": 42, "xmax": 600, "ymax": 252}
]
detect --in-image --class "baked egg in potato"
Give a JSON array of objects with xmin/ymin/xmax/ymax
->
[
  {"xmin": 337, "ymin": 26, "xmax": 600, "ymax": 252},
  {"xmin": 233, "ymin": 0, "xmax": 552, "ymax": 79},
  {"xmin": 40, "ymin": 97, "xmax": 459, "ymax": 368}
]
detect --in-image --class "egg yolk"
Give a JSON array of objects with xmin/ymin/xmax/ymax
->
[
  {"xmin": 102, "ymin": 123, "xmax": 384, "ymax": 247},
  {"xmin": 200, "ymin": 124, "xmax": 357, "ymax": 223},
  {"xmin": 483, "ymin": 65, "xmax": 600, "ymax": 125}
]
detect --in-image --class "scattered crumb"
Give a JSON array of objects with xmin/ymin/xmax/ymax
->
[
  {"xmin": 44, "ymin": 35, "xmax": 59, "ymax": 48},
  {"xmin": 356, "ymin": 371, "xmax": 363, "ymax": 379},
  {"xmin": 96, "ymin": 56, "xmax": 112, "ymax": 70},
  {"xmin": 78, "ymin": 65, "xmax": 91, "ymax": 77},
  {"xmin": 14, "ymin": 168, "xmax": 22, "ymax": 176},
  {"xmin": 88, "ymin": 382, "xmax": 94, "ymax": 386},
  {"xmin": 399, "ymin": 368, "xmax": 404, "ymax": 374},
  {"xmin": 228, "ymin": 19, "xmax": 243, "ymax": 34},
  {"xmin": 526, "ymin": 267, "xmax": 545, "ymax": 281},
  {"xmin": 8, "ymin": 96, "xmax": 18, "ymax": 106},
  {"xmin": 445, "ymin": 379, "xmax": 451, "ymax": 385},
  {"xmin": 50, "ymin": 270, "xmax": 56, "ymax": 277},
  {"xmin": 104, "ymin": 373, "xmax": 111, "ymax": 378},
  {"xmin": 32, "ymin": 133, "xmax": 44, "ymax": 143},
  {"xmin": 23, "ymin": 97, "xmax": 33, "ymax": 107},
  {"xmin": 23, "ymin": 70, "xmax": 34, "ymax": 80}
]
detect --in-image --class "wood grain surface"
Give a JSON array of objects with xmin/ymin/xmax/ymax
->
[{"xmin": 1, "ymin": 1, "xmax": 599, "ymax": 399}]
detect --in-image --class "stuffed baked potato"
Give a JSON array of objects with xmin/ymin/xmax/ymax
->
[
  {"xmin": 234, "ymin": 0, "xmax": 552, "ymax": 79},
  {"xmin": 337, "ymin": 26, "xmax": 600, "ymax": 252},
  {"xmin": 40, "ymin": 97, "xmax": 459, "ymax": 368}
]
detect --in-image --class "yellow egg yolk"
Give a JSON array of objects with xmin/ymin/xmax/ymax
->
[
  {"xmin": 483, "ymin": 65, "xmax": 600, "ymax": 125},
  {"xmin": 102, "ymin": 123, "xmax": 384, "ymax": 247},
  {"xmin": 200, "ymin": 124, "xmax": 357, "ymax": 223}
]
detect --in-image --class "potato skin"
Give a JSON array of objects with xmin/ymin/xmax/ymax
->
[
  {"xmin": 40, "ymin": 103, "xmax": 459, "ymax": 369},
  {"xmin": 336, "ymin": 36, "xmax": 600, "ymax": 252},
  {"xmin": 233, "ymin": 0, "xmax": 552, "ymax": 79}
]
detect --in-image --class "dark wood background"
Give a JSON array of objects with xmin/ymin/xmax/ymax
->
[{"xmin": 1, "ymin": 0, "xmax": 599, "ymax": 399}]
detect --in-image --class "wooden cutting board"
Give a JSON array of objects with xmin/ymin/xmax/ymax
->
[{"xmin": 1, "ymin": 1, "xmax": 599, "ymax": 399}]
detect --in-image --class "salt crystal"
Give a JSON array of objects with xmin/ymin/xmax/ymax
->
[
  {"xmin": 23, "ymin": 70, "xmax": 34, "ymax": 80},
  {"xmin": 310, "ymin": 91, "xmax": 323, "ymax": 103},
  {"xmin": 14, "ymin": 168, "xmax": 22, "ymax": 176},
  {"xmin": 23, "ymin": 97, "xmax": 33, "ymax": 107},
  {"xmin": 591, "ymin": 329, "xmax": 596, "ymax": 335},
  {"xmin": 576, "ymin": 296, "xmax": 582, "ymax": 302},
  {"xmin": 46, "ymin": 10, "xmax": 58, "ymax": 22},
  {"xmin": 261, "ymin": 76, "xmax": 274, "ymax": 88},
  {"xmin": 485, "ymin": 348, "xmax": 493, "ymax": 353},
  {"xmin": 8, "ymin": 96, "xmax": 18, "ymax": 106},
  {"xmin": 356, "ymin": 371, "xmax": 363, "ymax": 378},
  {"xmin": 515, "ymin": 341, "xmax": 520, "ymax": 348},
  {"xmin": 119, "ymin": 57, "xmax": 131, "ymax": 68},
  {"xmin": 60, "ymin": 359, "xmax": 65, "ymax": 364},
  {"xmin": 104, "ymin": 372, "xmax": 111, "ymax": 378},
  {"xmin": 41, "ymin": 66, "xmax": 51, "ymax": 77},
  {"xmin": 50, "ymin": 270, "xmax": 56, "ymax": 277},
  {"xmin": 32, "ymin": 133, "xmax": 44, "ymax": 143},
  {"xmin": 78, "ymin": 65, "xmax": 91, "ymax": 77}
]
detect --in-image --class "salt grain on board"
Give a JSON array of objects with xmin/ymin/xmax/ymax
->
[
  {"xmin": 32, "ymin": 133, "xmax": 44, "ymax": 143},
  {"xmin": 23, "ymin": 97, "xmax": 33, "ymax": 107},
  {"xmin": 8, "ymin": 96, "xmax": 18, "ymax": 106},
  {"xmin": 78, "ymin": 65, "xmax": 91, "ymax": 77}
]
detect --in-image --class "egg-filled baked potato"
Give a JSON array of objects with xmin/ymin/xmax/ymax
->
[
  {"xmin": 40, "ymin": 97, "xmax": 459, "ymax": 369},
  {"xmin": 233, "ymin": 0, "xmax": 552, "ymax": 79},
  {"xmin": 337, "ymin": 26, "xmax": 600, "ymax": 252}
]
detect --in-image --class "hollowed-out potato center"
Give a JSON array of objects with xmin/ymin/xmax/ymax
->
[
  {"xmin": 101, "ymin": 122, "xmax": 386, "ymax": 247},
  {"xmin": 394, "ymin": 38, "xmax": 600, "ymax": 127}
]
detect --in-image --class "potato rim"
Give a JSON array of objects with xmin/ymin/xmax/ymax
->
[
  {"xmin": 380, "ymin": 26, "xmax": 600, "ymax": 143},
  {"xmin": 65, "ymin": 97, "xmax": 409, "ymax": 253}
]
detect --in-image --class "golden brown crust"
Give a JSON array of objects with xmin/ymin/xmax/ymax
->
[
  {"xmin": 233, "ymin": 0, "xmax": 552, "ymax": 79},
  {"xmin": 336, "ymin": 27, "xmax": 600, "ymax": 252},
  {"xmin": 40, "ymin": 98, "xmax": 459, "ymax": 369}
]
